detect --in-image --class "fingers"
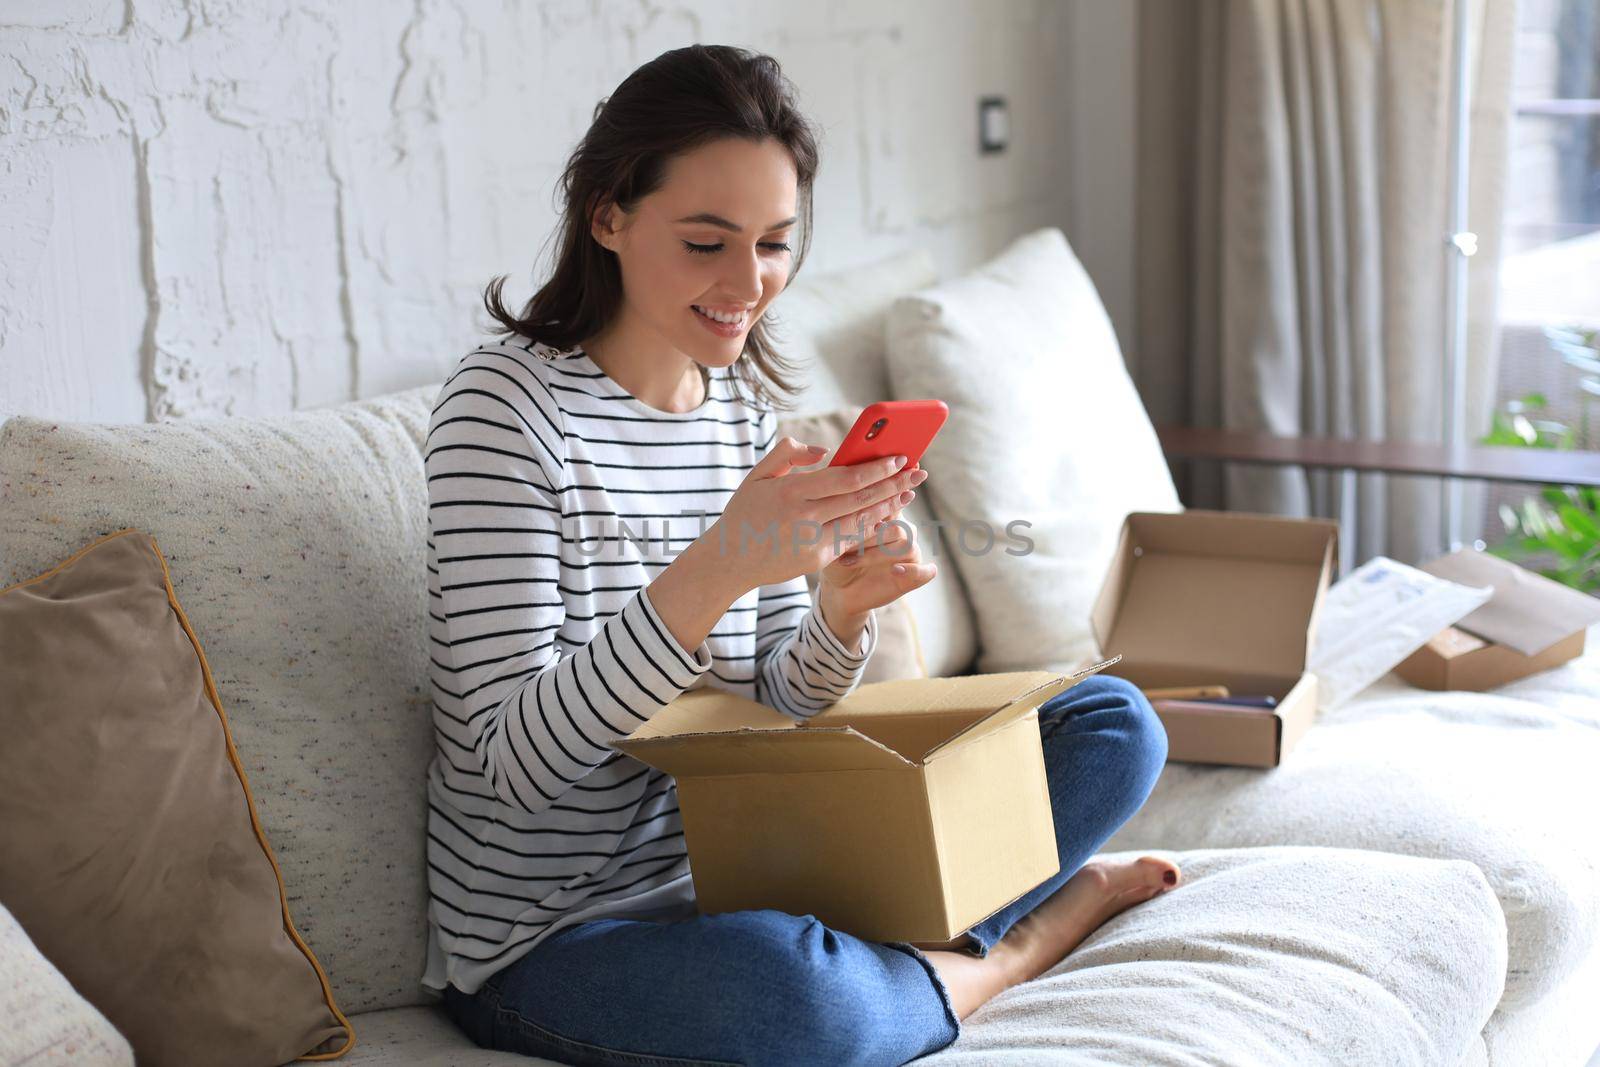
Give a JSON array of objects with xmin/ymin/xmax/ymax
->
[
  {"xmin": 887, "ymin": 555, "xmax": 937, "ymax": 576},
  {"xmin": 860, "ymin": 514, "xmax": 913, "ymax": 550},
  {"xmin": 838, "ymin": 540, "xmax": 918, "ymax": 570},
  {"xmin": 799, "ymin": 453, "xmax": 919, "ymax": 502},
  {"xmin": 839, "ymin": 538, "xmax": 938, "ymax": 591},
  {"xmin": 831, "ymin": 508, "xmax": 918, "ymax": 562},
  {"xmin": 809, "ymin": 464, "xmax": 928, "ymax": 527},
  {"xmin": 888, "ymin": 559, "xmax": 939, "ymax": 588},
  {"xmin": 754, "ymin": 437, "xmax": 830, "ymax": 479},
  {"xmin": 748, "ymin": 438, "xmax": 931, "ymax": 576}
]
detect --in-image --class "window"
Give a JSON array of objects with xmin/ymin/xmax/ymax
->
[
  {"xmin": 1493, "ymin": 0, "xmax": 1600, "ymax": 449},
  {"xmin": 1478, "ymin": 0, "xmax": 1600, "ymax": 587}
]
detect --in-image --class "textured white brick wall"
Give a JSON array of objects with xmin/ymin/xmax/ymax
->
[{"xmin": 0, "ymin": 0, "xmax": 1126, "ymax": 425}]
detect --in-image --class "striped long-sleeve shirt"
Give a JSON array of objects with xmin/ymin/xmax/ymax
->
[{"xmin": 420, "ymin": 337, "xmax": 880, "ymax": 996}]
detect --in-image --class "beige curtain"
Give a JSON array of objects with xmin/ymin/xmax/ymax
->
[{"xmin": 1135, "ymin": 0, "xmax": 1516, "ymax": 565}]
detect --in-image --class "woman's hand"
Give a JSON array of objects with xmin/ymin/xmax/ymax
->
[
  {"xmin": 816, "ymin": 497, "xmax": 938, "ymax": 621},
  {"xmin": 700, "ymin": 437, "xmax": 929, "ymax": 597}
]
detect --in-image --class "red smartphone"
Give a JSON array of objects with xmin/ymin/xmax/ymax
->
[{"xmin": 827, "ymin": 400, "xmax": 949, "ymax": 472}]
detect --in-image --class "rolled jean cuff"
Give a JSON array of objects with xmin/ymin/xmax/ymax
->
[
  {"xmin": 962, "ymin": 928, "xmax": 995, "ymax": 959},
  {"xmin": 882, "ymin": 940, "xmax": 963, "ymax": 1044}
]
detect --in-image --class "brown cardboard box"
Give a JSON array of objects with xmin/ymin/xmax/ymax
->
[
  {"xmin": 1395, "ymin": 549, "xmax": 1600, "ymax": 691},
  {"xmin": 1090, "ymin": 510, "xmax": 1339, "ymax": 768},
  {"xmin": 612, "ymin": 660, "xmax": 1116, "ymax": 943}
]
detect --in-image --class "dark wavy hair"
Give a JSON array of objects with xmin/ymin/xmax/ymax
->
[{"xmin": 481, "ymin": 44, "xmax": 820, "ymax": 414}]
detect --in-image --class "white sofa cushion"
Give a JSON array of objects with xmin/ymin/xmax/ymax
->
[
  {"xmin": 1, "ymin": 900, "xmax": 133, "ymax": 1067},
  {"xmin": 1106, "ymin": 644, "xmax": 1600, "ymax": 1021},
  {"xmin": 920, "ymin": 846, "xmax": 1505, "ymax": 1067},
  {"xmin": 1481, "ymin": 935, "xmax": 1600, "ymax": 1067},
  {"xmin": 0, "ymin": 389, "xmax": 440, "ymax": 1016},
  {"xmin": 339, "ymin": 1004, "xmax": 559, "ymax": 1065},
  {"xmin": 335, "ymin": 846, "xmax": 1504, "ymax": 1066},
  {"xmin": 885, "ymin": 227, "xmax": 1181, "ymax": 675},
  {"xmin": 774, "ymin": 247, "xmax": 979, "ymax": 678}
]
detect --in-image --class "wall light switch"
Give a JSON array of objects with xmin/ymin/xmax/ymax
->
[{"xmin": 979, "ymin": 96, "xmax": 1009, "ymax": 154}]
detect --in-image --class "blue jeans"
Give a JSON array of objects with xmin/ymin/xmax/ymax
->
[{"xmin": 441, "ymin": 675, "xmax": 1167, "ymax": 1067}]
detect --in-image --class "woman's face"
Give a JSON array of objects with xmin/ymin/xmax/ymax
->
[{"xmin": 591, "ymin": 136, "xmax": 799, "ymax": 368}]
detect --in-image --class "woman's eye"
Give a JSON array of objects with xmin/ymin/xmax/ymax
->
[{"xmin": 682, "ymin": 241, "xmax": 792, "ymax": 255}]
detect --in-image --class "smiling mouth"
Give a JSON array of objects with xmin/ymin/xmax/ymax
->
[{"xmin": 692, "ymin": 305, "xmax": 748, "ymax": 326}]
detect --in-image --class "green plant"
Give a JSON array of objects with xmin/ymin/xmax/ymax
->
[
  {"xmin": 1480, "ymin": 392, "xmax": 1599, "ymax": 592},
  {"xmin": 1480, "ymin": 392, "xmax": 1575, "ymax": 449},
  {"xmin": 1541, "ymin": 324, "xmax": 1600, "ymax": 450},
  {"xmin": 1490, "ymin": 486, "xmax": 1600, "ymax": 592}
]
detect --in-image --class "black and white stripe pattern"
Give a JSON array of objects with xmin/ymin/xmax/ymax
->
[{"xmin": 421, "ymin": 338, "xmax": 879, "ymax": 995}]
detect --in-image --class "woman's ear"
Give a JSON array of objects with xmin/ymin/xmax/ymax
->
[{"xmin": 590, "ymin": 199, "xmax": 623, "ymax": 253}]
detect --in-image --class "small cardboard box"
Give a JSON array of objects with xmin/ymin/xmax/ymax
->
[
  {"xmin": 1090, "ymin": 510, "xmax": 1339, "ymax": 768},
  {"xmin": 1395, "ymin": 549, "xmax": 1600, "ymax": 691},
  {"xmin": 612, "ymin": 661, "xmax": 1115, "ymax": 943}
]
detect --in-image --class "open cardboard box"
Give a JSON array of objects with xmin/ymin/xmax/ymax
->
[
  {"xmin": 1396, "ymin": 548, "xmax": 1600, "ymax": 691},
  {"xmin": 1090, "ymin": 510, "xmax": 1339, "ymax": 768},
  {"xmin": 612, "ymin": 660, "xmax": 1117, "ymax": 944}
]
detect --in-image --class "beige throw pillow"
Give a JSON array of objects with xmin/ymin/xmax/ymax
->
[
  {"xmin": 0, "ymin": 529, "xmax": 354, "ymax": 1066},
  {"xmin": 776, "ymin": 408, "xmax": 929, "ymax": 684}
]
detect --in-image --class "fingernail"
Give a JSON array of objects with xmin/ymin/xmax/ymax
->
[
  {"xmin": 1162, "ymin": 869, "xmax": 1177, "ymax": 886},
  {"xmin": 893, "ymin": 564, "xmax": 907, "ymax": 574},
  {"xmin": 893, "ymin": 455, "xmax": 907, "ymax": 470},
  {"xmin": 808, "ymin": 444, "xmax": 828, "ymax": 453},
  {"xmin": 899, "ymin": 490, "xmax": 914, "ymax": 505}
]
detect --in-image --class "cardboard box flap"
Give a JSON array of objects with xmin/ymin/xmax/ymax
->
[
  {"xmin": 922, "ymin": 657, "xmax": 1121, "ymax": 761},
  {"xmin": 614, "ymin": 725, "xmax": 912, "ymax": 778},
  {"xmin": 1419, "ymin": 548, "xmax": 1600, "ymax": 656},
  {"xmin": 1090, "ymin": 511, "xmax": 1337, "ymax": 683},
  {"xmin": 624, "ymin": 686, "xmax": 800, "ymax": 741},
  {"xmin": 814, "ymin": 671, "xmax": 1083, "ymax": 720},
  {"xmin": 801, "ymin": 670, "xmax": 1091, "ymax": 765}
]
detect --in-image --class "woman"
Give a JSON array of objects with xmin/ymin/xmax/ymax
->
[{"xmin": 424, "ymin": 43, "xmax": 1179, "ymax": 1067}]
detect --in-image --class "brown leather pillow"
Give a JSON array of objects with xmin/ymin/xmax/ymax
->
[
  {"xmin": 0, "ymin": 529, "xmax": 353, "ymax": 1065},
  {"xmin": 777, "ymin": 408, "xmax": 929, "ymax": 684}
]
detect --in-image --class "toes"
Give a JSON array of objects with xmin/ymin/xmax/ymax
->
[{"xmin": 1134, "ymin": 855, "xmax": 1182, "ymax": 891}]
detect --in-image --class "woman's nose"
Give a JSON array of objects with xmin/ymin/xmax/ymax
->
[{"xmin": 722, "ymin": 250, "xmax": 763, "ymax": 304}]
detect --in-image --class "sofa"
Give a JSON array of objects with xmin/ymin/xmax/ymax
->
[{"xmin": 3, "ymin": 235, "xmax": 1598, "ymax": 1066}]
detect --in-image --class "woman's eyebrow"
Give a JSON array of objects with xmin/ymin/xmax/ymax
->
[{"xmin": 673, "ymin": 212, "xmax": 797, "ymax": 234}]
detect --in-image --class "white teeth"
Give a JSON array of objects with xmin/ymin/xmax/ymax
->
[{"xmin": 694, "ymin": 305, "xmax": 745, "ymax": 325}]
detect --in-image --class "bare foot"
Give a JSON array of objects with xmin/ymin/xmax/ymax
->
[
  {"xmin": 993, "ymin": 856, "xmax": 1180, "ymax": 987},
  {"xmin": 915, "ymin": 856, "xmax": 1181, "ymax": 1019}
]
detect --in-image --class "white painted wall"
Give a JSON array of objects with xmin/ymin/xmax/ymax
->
[{"xmin": 0, "ymin": 0, "xmax": 1097, "ymax": 425}]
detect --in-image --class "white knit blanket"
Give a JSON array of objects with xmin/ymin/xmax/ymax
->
[{"xmin": 919, "ymin": 846, "xmax": 1504, "ymax": 1066}]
